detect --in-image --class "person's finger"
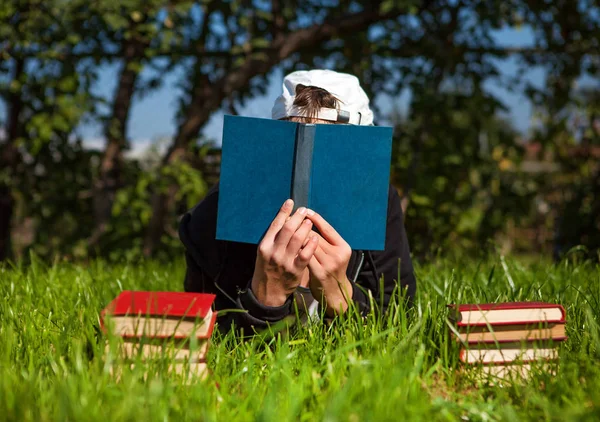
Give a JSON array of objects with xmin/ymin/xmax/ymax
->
[
  {"xmin": 307, "ymin": 254, "xmax": 326, "ymax": 280},
  {"xmin": 294, "ymin": 234, "xmax": 318, "ymax": 268},
  {"xmin": 274, "ymin": 206, "xmax": 308, "ymax": 248},
  {"xmin": 262, "ymin": 199, "xmax": 294, "ymax": 244},
  {"xmin": 309, "ymin": 231, "xmax": 335, "ymax": 254},
  {"xmin": 311, "ymin": 244, "xmax": 328, "ymax": 265},
  {"xmin": 305, "ymin": 210, "xmax": 344, "ymax": 246},
  {"xmin": 286, "ymin": 219, "xmax": 313, "ymax": 255},
  {"xmin": 301, "ymin": 234, "xmax": 310, "ymax": 248}
]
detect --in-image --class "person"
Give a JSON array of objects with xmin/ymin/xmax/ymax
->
[{"xmin": 179, "ymin": 69, "xmax": 416, "ymax": 334}]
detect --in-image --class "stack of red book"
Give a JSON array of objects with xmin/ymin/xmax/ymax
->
[
  {"xmin": 101, "ymin": 291, "xmax": 217, "ymax": 381},
  {"xmin": 448, "ymin": 302, "xmax": 567, "ymax": 379}
]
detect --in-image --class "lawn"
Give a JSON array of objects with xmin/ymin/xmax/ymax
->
[{"xmin": 1, "ymin": 256, "xmax": 599, "ymax": 421}]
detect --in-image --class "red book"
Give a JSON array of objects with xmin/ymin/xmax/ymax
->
[
  {"xmin": 459, "ymin": 341, "xmax": 561, "ymax": 364},
  {"xmin": 451, "ymin": 322, "xmax": 567, "ymax": 344},
  {"xmin": 448, "ymin": 302, "xmax": 566, "ymax": 327},
  {"xmin": 101, "ymin": 291, "xmax": 217, "ymax": 339}
]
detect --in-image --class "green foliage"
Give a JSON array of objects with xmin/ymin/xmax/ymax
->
[
  {"xmin": 392, "ymin": 90, "xmax": 538, "ymax": 256},
  {"xmin": 1, "ymin": 0, "xmax": 600, "ymax": 261},
  {"xmin": 0, "ymin": 257, "xmax": 599, "ymax": 420},
  {"xmin": 8, "ymin": 136, "xmax": 207, "ymax": 262},
  {"xmin": 10, "ymin": 137, "xmax": 97, "ymax": 260},
  {"xmin": 530, "ymin": 86, "xmax": 600, "ymax": 260},
  {"xmin": 106, "ymin": 159, "xmax": 208, "ymax": 261}
]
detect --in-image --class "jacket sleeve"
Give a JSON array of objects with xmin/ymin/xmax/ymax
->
[
  {"xmin": 183, "ymin": 254, "xmax": 295, "ymax": 335},
  {"xmin": 179, "ymin": 188, "xmax": 294, "ymax": 335},
  {"xmin": 350, "ymin": 185, "xmax": 416, "ymax": 315}
]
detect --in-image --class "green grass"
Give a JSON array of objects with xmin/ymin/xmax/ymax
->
[{"xmin": 1, "ymin": 255, "xmax": 599, "ymax": 421}]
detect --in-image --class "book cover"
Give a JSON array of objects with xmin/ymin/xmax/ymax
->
[
  {"xmin": 100, "ymin": 291, "xmax": 217, "ymax": 339},
  {"xmin": 102, "ymin": 291, "xmax": 215, "ymax": 319},
  {"xmin": 216, "ymin": 115, "xmax": 393, "ymax": 251},
  {"xmin": 447, "ymin": 302, "xmax": 566, "ymax": 326}
]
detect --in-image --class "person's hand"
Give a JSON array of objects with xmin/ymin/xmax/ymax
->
[
  {"xmin": 305, "ymin": 210, "xmax": 354, "ymax": 316},
  {"xmin": 251, "ymin": 199, "xmax": 319, "ymax": 307}
]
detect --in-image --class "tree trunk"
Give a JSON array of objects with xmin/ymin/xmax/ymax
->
[
  {"xmin": 143, "ymin": 182, "xmax": 181, "ymax": 257},
  {"xmin": 142, "ymin": 4, "xmax": 415, "ymax": 256},
  {"xmin": 0, "ymin": 186, "xmax": 13, "ymax": 261},
  {"xmin": 0, "ymin": 58, "xmax": 25, "ymax": 262},
  {"xmin": 89, "ymin": 38, "xmax": 145, "ymax": 252}
]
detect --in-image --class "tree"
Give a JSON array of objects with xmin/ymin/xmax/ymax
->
[
  {"xmin": 89, "ymin": 3, "xmax": 171, "ymax": 251},
  {"xmin": 142, "ymin": 0, "xmax": 435, "ymax": 255},
  {"xmin": 0, "ymin": 0, "xmax": 96, "ymax": 260},
  {"xmin": 2, "ymin": 0, "xmax": 600, "ymax": 261},
  {"xmin": 530, "ymin": 84, "xmax": 600, "ymax": 260}
]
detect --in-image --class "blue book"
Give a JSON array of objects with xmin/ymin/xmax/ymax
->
[{"xmin": 216, "ymin": 115, "xmax": 393, "ymax": 250}]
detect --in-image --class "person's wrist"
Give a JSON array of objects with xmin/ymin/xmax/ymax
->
[
  {"xmin": 250, "ymin": 277, "xmax": 290, "ymax": 307},
  {"xmin": 322, "ymin": 276, "xmax": 353, "ymax": 316}
]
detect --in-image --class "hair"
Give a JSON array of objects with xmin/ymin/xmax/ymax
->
[{"xmin": 285, "ymin": 84, "xmax": 341, "ymax": 124}]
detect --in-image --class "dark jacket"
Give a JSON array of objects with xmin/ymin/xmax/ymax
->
[{"xmin": 179, "ymin": 183, "xmax": 416, "ymax": 333}]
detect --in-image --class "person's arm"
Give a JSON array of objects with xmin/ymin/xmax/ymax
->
[
  {"xmin": 304, "ymin": 185, "xmax": 416, "ymax": 317},
  {"xmin": 349, "ymin": 185, "xmax": 416, "ymax": 315},
  {"xmin": 183, "ymin": 252, "xmax": 296, "ymax": 334},
  {"xmin": 304, "ymin": 210, "xmax": 354, "ymax": 317},
  {"xmin": 180, "ymin": 190, "xmax": 317, "ymax": 334}
]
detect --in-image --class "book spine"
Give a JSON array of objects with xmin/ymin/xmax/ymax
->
[{"xmin": 291, "ymin": 124, "xmax": 316, "ymax": 210}]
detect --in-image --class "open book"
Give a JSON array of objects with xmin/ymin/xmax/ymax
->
[{"xmin": 216, "ymin": 115, "xmax": 393, "ymax": 250}]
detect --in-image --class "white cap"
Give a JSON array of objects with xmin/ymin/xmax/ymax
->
[{"xmin": 271, "ymin": 69, "xmax": 374, "ymax": 126}]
